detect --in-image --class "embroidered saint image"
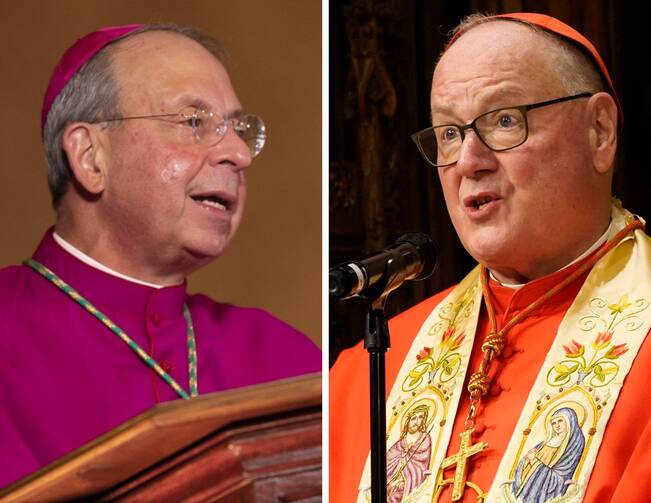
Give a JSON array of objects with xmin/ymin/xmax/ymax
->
[
  {"xmin": 386, "ymin": 403, "xmax": 433, "ymax": 502},
  {"xmin": 510, "ymin": 406, "xmax": 585, "ymax": 503}
]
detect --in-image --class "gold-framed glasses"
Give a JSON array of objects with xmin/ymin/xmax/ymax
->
[{"xmin": 100, "ymin": 107, "xmax": 266, "ymax": 157}]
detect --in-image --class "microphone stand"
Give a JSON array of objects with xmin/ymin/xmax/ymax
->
[
  {"xmin": 365, "ymin": 298, "xmax": 390, "ymax": 503},
  {"xmin": 361, "ymin": 250, "xmax": 411, "ymax": 503}
]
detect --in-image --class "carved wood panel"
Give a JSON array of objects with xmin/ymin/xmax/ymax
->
[{"xmin": 98, "ymin": 411, "xmax": 321, "ymax": 502}]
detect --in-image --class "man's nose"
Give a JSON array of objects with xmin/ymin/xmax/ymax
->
[
  {"xmin": 207, "ymin": 127, "xmax": 253, "ymax": 171},
  {"xmin": 453, "ymin": 130, "xmax": 497, "ymax": 178}
]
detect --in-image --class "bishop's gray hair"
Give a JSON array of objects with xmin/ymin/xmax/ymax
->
[{"xmin": 43, "ymin": 24, "xmax": 226, "ymax": 208}]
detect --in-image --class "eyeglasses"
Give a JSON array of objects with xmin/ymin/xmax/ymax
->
[
  {"xmin": 411, "ymin": 92, "xmax": 593, "ymax": 168},
  {"xmin": 100, "ymin": 107, "xmax": 267, "ymax": 157}
]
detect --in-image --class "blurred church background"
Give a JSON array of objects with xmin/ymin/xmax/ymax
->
[{"xmin": 330, "ymin": 0, "xmax": 650, "ymax": 364}]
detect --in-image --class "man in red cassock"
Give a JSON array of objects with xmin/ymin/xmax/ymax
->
[{"xmin": 331, "ymin": 12, "xmax": 651, "ymax": 503}]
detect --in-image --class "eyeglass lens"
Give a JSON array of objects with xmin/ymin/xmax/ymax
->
[
  {"xmin": 182, "ymin": 108, "xmax": 266, "ymax": 157},
  {"xmin": 420, "ymin": 107, "xmax": 527, "ymax": 167}
]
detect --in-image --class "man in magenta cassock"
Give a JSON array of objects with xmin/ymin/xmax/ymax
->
[{"xmin": 0, "ymin": 24, "xmax": 320, "ymax": 487}]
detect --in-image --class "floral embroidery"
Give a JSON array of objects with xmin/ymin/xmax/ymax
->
[
  {"xmin": 402, "ymin": 286, "xmax": 475, "ymax": 393},
  {"xmin": 579, "ymin": 294, "xmax": 648, "ymax": 334},
  {"xmin": 403, "ymin": 329, "xmax": 466, "ymax": 391},
  {"xmin": 548, "ymin": 334, "xmax": 627, "ymax": 387},
  {"xmin": 607, "ymin": 294, "xmax": 631, "ymax": 314},
  {"xmin": 417, "ymin": 347, "xmax": 433, "ymax": 361},
  {"xmin": 605, "ymin": 343, "xmax": 628, "ymax": 358},
  {"xmin": 562, "ymin": 339, "xmax": 584, "ymax": 358},
  {"xmin": 427, "ymin": 286, "xmax": 477, "ymax": 339},
  {"xmin": 546, "ymin": 293, "xmax": 644, "ymax": 388}
]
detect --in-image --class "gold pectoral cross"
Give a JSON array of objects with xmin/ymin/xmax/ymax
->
[{"xmin": 433, "ymin": 428, "xmax": 488, "ymax": 502}]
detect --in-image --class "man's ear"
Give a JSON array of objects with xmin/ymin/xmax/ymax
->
[
  {"xmin": 61, "ymin": 122, "xmax": 108, "ymax": 195},
  {"xmin": 587, "ymin": 92, "xmax": 618, "ymax": 175}
]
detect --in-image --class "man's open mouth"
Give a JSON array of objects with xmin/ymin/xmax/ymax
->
[
  {"xmin": 471, "ymin": 196, "xmax": 494, "ymax": 210},
  {"xmin": 190, "ymin": 194, "xmax": 231, "ymax": 211}
]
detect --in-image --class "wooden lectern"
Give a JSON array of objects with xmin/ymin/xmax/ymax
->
[{"xmin": 1, "ymin": 373, "xmax": 321, "ymax": 502}]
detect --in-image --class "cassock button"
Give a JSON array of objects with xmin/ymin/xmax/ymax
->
[
  {"xmin": 489, "ymin": 382, "xmax": 510, "ymax": 396},
  {"xmin": 160, "ymin": 359, "xmax": 174, "ymax": 373},
  {"xmin": 152, "ymin": 313, "xmax": 162, "ymax": 327},
  {"xmin": 500, "ymin": 346, "xmax": 522, "ymax": 359},
  {"xmin": 489, "ymin": 384, "xmax": 502, "ymax": 397}
]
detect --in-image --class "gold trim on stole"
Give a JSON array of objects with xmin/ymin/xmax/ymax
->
[{"xmin": 356, "ymin": 204, "xmax": 651, "ymax": 503}]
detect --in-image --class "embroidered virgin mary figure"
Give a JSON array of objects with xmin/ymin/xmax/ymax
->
[{"xmin": 510, "ymin": 407, "xmax": 585, "ymax": 503}]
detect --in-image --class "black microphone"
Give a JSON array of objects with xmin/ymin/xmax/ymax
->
[{"xmin": 329, "ymin": 233, "xmax": 438, "ymax": 300}]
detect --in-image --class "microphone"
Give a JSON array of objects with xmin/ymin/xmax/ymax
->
[{"xmin": 329, "ymin": 233, "xmax": 438, "ymax": 300}]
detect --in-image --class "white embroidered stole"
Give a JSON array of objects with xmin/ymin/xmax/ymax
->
[{"xmin": 357, "ymin": 205, "xmax": 651, "ymax": 503}]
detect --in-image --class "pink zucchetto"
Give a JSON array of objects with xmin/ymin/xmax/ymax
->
[{"xmin": 41, "ymin": 24, "xmax": 143, "ymax": 133}]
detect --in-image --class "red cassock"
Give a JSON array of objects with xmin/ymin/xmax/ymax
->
[{"xmin": 330, "ymin": 255, "xmax": 651, "ymax": 502}]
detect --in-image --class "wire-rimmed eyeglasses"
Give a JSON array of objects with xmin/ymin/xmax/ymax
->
[
  {"xmin": 411, "ymin": 92, "xmax": 593, "ymax": 168},
  {"xmin": 99, "ymin": 107, "xmax": 266, "ymax": 158}
]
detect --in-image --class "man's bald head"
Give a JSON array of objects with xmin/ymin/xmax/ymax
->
[{"xmin": 440, "ymin": 13, "xmax": 619, "ymax": 124}]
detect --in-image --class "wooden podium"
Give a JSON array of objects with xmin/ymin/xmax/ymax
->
[{"xmin": 1, "ymin": 373, "xmax": 321, "ymax": 502}]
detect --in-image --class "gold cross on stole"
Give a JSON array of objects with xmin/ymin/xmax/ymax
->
[{"xmin": 433, "ymin": 428, "xmax": 488, "ymax": 502}]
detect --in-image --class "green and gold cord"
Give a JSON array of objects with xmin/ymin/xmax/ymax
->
[{"xmin": 24, "ymin": 258, "xmax": 198, "ymax": 400}]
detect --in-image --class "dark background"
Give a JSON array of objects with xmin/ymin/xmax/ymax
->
[{"xmin": 329, "ymin": 0, "xmax": 651, "ymax": 365}]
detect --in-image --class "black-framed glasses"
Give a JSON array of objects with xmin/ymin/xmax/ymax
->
[
  {"xmin": 411, "ymin": 92, "xmax": 593, "ymax": 168},
  {"xmin": 99, "ymin": 107, "xmax": 267, "ymax": 157}
]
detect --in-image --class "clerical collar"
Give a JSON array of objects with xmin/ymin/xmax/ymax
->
[
  {"xmin": 489, "ymin": 220, "xmax": 613, "ymax": 289},
  {"xmin": 52, "ymin": 232, "xmax": 176, "ymax": 289}
]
